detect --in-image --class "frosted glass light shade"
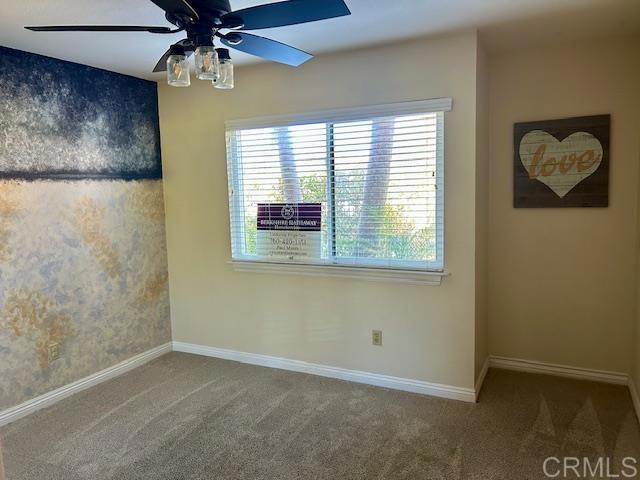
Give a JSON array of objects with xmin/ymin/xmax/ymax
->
[
  {"xmin": 167, "ymin": 54, "xmax": 190, "ymax": 87},
  {"xmin": 195, "ymin": 46, "xmax": 219, "ymax": 81}
]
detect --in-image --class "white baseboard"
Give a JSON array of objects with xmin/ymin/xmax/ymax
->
[
  {"xmin": 173, "ymin": 341, "xmax": 476, "ymax": 403},
  {"xmin": 489, "ymin": 355, "xmax": 628, "ymax": 385},
  {"xmin": 0, "ymin": 342, "xmax": 172, "ymax": 427},
  {"xmin": 474, "ymin": 357, "xmax": 489, "ymax": 402},
  {"xmin": 629, "ymin": 378, "xmax": 640, "ymax": 424}
]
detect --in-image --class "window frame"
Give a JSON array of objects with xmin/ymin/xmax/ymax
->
[{"xmin": 225, "ymin": 98, "xmax": 451, "ymax": 284}]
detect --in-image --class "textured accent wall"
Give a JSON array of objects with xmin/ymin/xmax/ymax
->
[
  {"xmin": 0, "ymin": 46, "xmax": 170, "ymax": 410},
  {"xmin": 0, "ymin": 46, "xmax": 161, "ymax": 180}
]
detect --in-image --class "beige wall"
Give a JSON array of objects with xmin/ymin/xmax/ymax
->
[
  {"xmin": 159, "ymin": 31, "xmax": 483, "ymax": 389},
  {"xmin": 474, "ymin": 41, "xmax": 490, "ymax": 381},
  {"xmin": 635, "ymin": 124, "xmax": 640, "ymax": 390},
  {"xmin": 488, "ymin": 36, "xmax": 640, "ymax": 374}
]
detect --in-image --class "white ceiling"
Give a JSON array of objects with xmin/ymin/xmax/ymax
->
[{"xmin": 1, "ymin": 0, "xmax": 639, "ymax": 80}]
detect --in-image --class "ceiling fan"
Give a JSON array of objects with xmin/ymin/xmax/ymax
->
[{"xmin": 25, "ymin": 0, "xmax": 351, "ymax": 89}]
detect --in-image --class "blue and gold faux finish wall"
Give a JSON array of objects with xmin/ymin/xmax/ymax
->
[{"xmin": 0, "ymin": 46, "xmax": 171, "ymax": 410}]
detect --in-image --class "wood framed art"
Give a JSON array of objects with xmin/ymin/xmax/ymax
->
[{"xmin": 514, "ymin": 114, "xmax": 610, "ymax": 208}]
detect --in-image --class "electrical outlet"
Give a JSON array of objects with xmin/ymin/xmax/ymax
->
[
  {"xmin": 372, "ymin": 330, "xmax": 382, "ymax": 346},
  {"xmin": 48, "ymin": 343, "xmax": 60, "ymax": 363}
]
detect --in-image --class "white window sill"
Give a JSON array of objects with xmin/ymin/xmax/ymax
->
[{"xmin": 229, "ymin": 260, "xmax": 448, "ymax": 285}]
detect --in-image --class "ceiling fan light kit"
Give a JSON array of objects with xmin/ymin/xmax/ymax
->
[{"xmin": 24, "ymin": 0, "xmax": 351, "ymax": 91}]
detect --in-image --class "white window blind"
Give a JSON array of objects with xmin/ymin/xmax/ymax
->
[{"xmin": 225, "ymin": 99, "xmax": 449, "ymax": 272}]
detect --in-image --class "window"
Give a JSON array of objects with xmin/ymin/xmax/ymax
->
[{"xmin": 225, "ymin": 99, "xmax": 449, "ymax": 275}]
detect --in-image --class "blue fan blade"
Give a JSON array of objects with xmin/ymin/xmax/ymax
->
[
  {"xmin": 221, "ymin": 32, "xmax": 312, "ymax": 67},
  {"xmin": 26, "ymin": 25, "xmax": 174, "ymax": 33},
  {"xmin": 221, "ymin": 0, "xmax": 350, "ymax": 30}
]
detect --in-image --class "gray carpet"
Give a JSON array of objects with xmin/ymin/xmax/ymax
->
[{"xmin": 1, "ymin": 352, "xmax": 639, "ymax": 479}]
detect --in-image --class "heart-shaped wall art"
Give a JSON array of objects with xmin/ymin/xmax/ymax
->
[{"xmin": 519, "ymin": 130, "xmax": 603, "ymax": 198}]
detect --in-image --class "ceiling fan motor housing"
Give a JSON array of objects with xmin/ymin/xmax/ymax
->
[
  {"xmin": 167, "ymin": 0, "xmax": 232, "ymax": 27},
  {"xmin": 192, "ymin": 0, "xmax": 232, "ymax": 16},
  {"xmin": 166, "ymin": 0, "xmax": 236, "ymax": 49}
]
